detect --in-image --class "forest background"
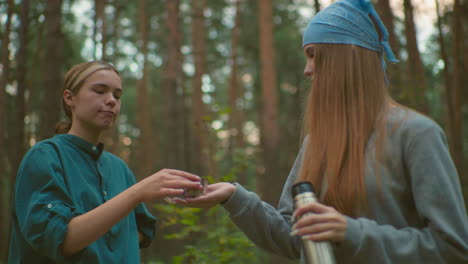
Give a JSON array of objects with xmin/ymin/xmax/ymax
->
[{"xmin": 0, "ymin": 0, "xmax": 467, "ymax": 263}]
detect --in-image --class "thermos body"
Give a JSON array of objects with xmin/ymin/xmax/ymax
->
[{"xmin": 292, "ymin": 182, "xmax": 336, "ymax": 264}]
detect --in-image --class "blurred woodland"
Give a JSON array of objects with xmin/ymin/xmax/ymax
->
[{"xmin": 0, "ymin": 0, "xmax": 467, "ymax": 263}]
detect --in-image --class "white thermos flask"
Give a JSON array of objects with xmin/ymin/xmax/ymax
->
[{"xmin": 292, "ymin": 181, "xmax": 336, "ymax": 264}]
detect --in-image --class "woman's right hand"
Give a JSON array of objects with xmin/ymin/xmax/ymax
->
[
  {"xmin": 133, "ymin": 169, "xmax": 203, "ymax": 203},
  {"xmin": 172, "ymin": 182, "xmax": 237, "ymax": 208}
]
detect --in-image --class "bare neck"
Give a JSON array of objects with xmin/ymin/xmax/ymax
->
[{"xmin": 67, "ymin": 125, "xmax": 101, "ymax": 145}]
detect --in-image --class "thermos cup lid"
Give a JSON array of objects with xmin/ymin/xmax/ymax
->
[{"xmin": 292, "ymin": 181, "xmax": 316, "ymax": 197}]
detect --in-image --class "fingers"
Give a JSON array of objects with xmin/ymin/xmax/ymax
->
[
  {"xmin": 162, "ymin": 179, "xmax": 203, "ymax": 190},
  {"xmin": 184, "ymin": 194, "xmax": 218, "ymax": 204},
  {"xmin": 161, "ymin": 168, "xmax": 201, "ymax": 182},
  {"xmin": 164, "ymin": 196, "xmax": 207, "ymax": 206},
  {"xmin": 291, "ymin": 221, "xmax": 346, "ymax": 242},
  {"xmin": 137, "ymin": 169, "xmax": 204, "ymax": 202},
  {"xmin": 145, "ymin": 170, "xmax": 203, "ymax": 192},
  {"xmin": 145, "ymin": 169, "xmax": 201, "ymax": 185},
  {"xmin": 171, "ymin": 196, "xmax": 216, "ymax": 208},
  {"xmin": 170, "ymin": 183, "xmax": 235, "ymax": 208},
  {"xmin": 157, "ymin": 188, "xmax": 185, "ymax": 198},
  {"xmin": 294, "ymin": 211, "xmax": 344, "ymax": 229},
  {"xmin": 293, "ymin": 221, "xmax": 343, "ymax": 235},
  {"xmin": 293, "ymin": 202, "xmax": 330, "ymax": 219},
  {"xmin": 291, "ymin": 203, "xmax": 347, "ymax": 242}
]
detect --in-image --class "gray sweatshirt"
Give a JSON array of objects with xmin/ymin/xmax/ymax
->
[{"xmin": 222, "ymin": 108, "xmax": 468, "ymax": 263}]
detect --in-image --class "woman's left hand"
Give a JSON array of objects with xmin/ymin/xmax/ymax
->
[
  {"xmin": 170, "ymin": 182, "xmax": 236, "ymax": 208},
  {"xmin": 292, "ymin": 202, "xmax": 347, "ymax": 243}
]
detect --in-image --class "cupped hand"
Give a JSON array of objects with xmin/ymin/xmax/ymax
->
[
  {"xmin": 292, "ymin": 202, "xmax": 347, "ymax": 243},
  {"xmin": 134, "ymin": 168, "xmax": 203, "ymax": 202},
  {"xmin": 171, "ymin": 182, "xmax": 236, "ymax": 208}
]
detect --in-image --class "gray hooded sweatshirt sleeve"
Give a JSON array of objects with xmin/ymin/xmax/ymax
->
[{"xmin": 222, "ymin": 108, "xmax": 468, "ymax": 264}]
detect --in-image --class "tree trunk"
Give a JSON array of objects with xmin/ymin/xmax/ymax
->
[
  {"xmin": 6, "ymin": 0, "xmax": 31, "ymax": 260},
  {"xmin": 26, "ymin": 13, "xmax": 46, "ymax": 143},
  {"xmin": 13, "ymin": 0, "xmax": 30, "ymax": 173},
  {"xmin": 153, "ymin": 3, "xmax": 189, "ymax": 259},
  {"xmin": 258, "ymin": 0, "xmax": 280, "ymax": 205},
  {"xmin": 111, "ymin": 0, "xmax": 121, "ymax": 60},
  {"xmin": 100, "ymin": 0, "xmax": 108, "ymax": 60},
  {"xmin": 38, "ymin": 0, "xmax": 63, "ymax": 140},
  {"xmin": 135, "ymin": 0, "xmax": 153, "ymax": 179},
  {"xmin": 191, "ymin": 0, "xmax": 211, "ymax": 176},
  {"xmin": 463, "ymin": 0, "xmax": 468, "ymax": 105},
  {"xmin": 163, "ymin": 0, "xmax": 183, "ymax": 169},
  {"xmin": 0, "ymin": 0, "xmax": 13, "ymax": 159},
  {"xmin": 462, "ymin": 0, "xmax": 468, "ymax": 182},
  {"xmin": 375, "ymin": 0, "xmax": 402, "ymax": 98},
  {"xmin": 403, "ymin": 0, "xmax": 428, "ymax": 113},
  {"xmin": 92, "ymin": 0, "xmax": 107, "ymax": 60},
  {"xmin": 258, "ymin": 1, "xmax": 285, "ymax": 263},
  {"xmin": 314, "ymin": 0, "xmax": 321, "ymax": 13},
  {"xmin": 450, "ymin": 0, "xmax": 465, "ymax": 182},
  {"xmin": 93, "ymin": 0, "xmax": 105, "ymax": 59},
  {"xmin": 228, "ymin": 0, "xmax": 247, "ymax": 184},
  {"xmin": 435, "ymin": 0, "xmax": 453, "ymax": 147},
  {"xmin": 0, "ymin": 1, "xmax": 14, "ymax": 261},
  {"xmin": 104, "ymin": 0, "xmax": 122, "ymax": 155}
]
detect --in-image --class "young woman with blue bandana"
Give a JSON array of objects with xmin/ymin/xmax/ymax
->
[
  {"xmin": 177, "ymin": 0, "xmax": 468, "ymax": 263},
  {"xmin": 8, "ymin": 61, "xmax": 204, "ymax": 263}
]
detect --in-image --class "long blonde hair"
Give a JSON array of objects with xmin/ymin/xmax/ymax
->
[{"xmin": 298, "ymin": 44, "xmax": 390, "ymax": 217}]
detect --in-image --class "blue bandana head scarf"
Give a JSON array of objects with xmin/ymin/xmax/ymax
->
[{"xmin": 302, "ymin": 0, "xmax": 398, "ymax": 78}]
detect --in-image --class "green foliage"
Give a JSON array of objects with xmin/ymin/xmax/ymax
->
[
  {"xmin": 152, "ymin": 175, "xmax": 261, "ymax": 263},
  {"xmin": 153, "ymin": 207, "xmax": 259, "ymax": 264}
]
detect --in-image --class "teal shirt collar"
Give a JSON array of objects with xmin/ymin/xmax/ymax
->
[{"xmin": 56, "ymin": 134, "xmax": 104, "ymax": 160}]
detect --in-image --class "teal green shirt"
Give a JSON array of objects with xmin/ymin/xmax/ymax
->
[{"xmin": 9, "ymin": 134, "xmax": 156, "ymax": 263}]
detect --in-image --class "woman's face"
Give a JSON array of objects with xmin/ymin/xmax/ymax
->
[
  {"xmin": 303, "ymin": 44, "xmax": 316, "ymax": 79},
  {"xmin": 65, "ymin": 69, "xmax": 122, "ymax": 133}
]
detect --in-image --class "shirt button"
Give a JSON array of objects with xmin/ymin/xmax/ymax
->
[
  {"xmin": 92, "ymin": 146, "xmax": 97, "ymax": 151},
  {"xmin": 47, "ymin": 204, "xmax": 52, "ymax": 209}
]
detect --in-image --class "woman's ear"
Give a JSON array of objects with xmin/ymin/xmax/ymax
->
[{"xmin": 63, "ymin": 90, "xmax": 74, "ymax": 107}]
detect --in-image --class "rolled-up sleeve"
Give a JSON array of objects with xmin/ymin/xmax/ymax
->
[{"xmin": 14, "ymin": 147, "xmax": 82, "ymax": 261}]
